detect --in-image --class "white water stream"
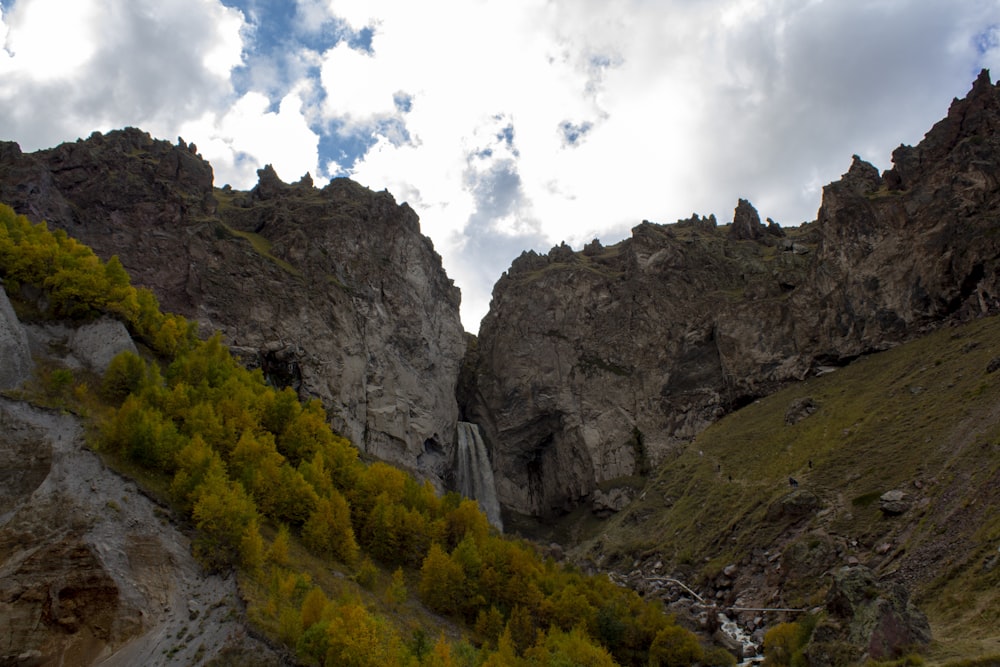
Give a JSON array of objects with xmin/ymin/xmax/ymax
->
[{"xmin": 719, "ymin": 612, "xmax": 763, "ymax": 665}]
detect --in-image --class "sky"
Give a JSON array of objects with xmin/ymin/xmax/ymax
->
[{"xmin": 1, "ymin": 1, "xmax": 998, "ymax": 332}]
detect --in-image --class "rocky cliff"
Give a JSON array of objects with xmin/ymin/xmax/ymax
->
[
  {"xmin": 0, "ymin": 130, "xmax": 467, "ymax": 486},
  {"xmin": 0, "ymin": 289, "xmax": 284, "ymax": 666},
  {"xmin": 463, "ymin": 70, "xmax": 1000, "ymax": 518}
]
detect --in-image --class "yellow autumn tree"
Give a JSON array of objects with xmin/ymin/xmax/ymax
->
[{"xmin": 302, "ymin": 491, "xmax": 358, "ymax": 565}]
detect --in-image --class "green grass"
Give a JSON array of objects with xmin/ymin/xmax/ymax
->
[
  {"xmin": 217, "ymin": 221, "xmax": 302, "ymax": 277},
  {"xmin": 574, "ymin": 314, "xmax": 1000, "ymax": 662}
]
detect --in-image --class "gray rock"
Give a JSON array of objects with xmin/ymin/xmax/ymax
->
[
  {"xmin": 0, "ymin": 286, "xmax": 33, "ymax": 390},
  {"xmin": 69, "ymin": 318, "xmax": 137, "ymax": 374},
  {"xmin": 879, "ymin": 490, "xmax": 910, "ymax": 515},
  {"xmin": 785, "ymin": 397, "xmax": 818, "ymax": 425},
  {"xmin": 729, "ymin": 198, "xmax": 765, "ymax": 241},
  {"xmin": 766, "ymin": 488, "xmax": 822, "ymax": 521},
  {"xmin": 823, "ymin": 565, "xmax": 931, "ymax": 660},
  {"xmin": 591, "ymin": 487, "xmax": 634, "ymax": 517}
]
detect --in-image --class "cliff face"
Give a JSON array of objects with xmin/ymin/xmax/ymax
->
[
  {"xmin": 464, "ymin": 70, "xmax": 1000, "ymax": 517},
  {"xmin": 0, "ymin": 130, "xmax": 467, "ymax": 485}
]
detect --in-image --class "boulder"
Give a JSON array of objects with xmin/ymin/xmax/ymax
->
[
  {"xmin": 879, "ymin": 490, "xmax": 910, "ymax": 515},
  {"xmin": 591, "ymin": 487, "xmax": 634, "ymax": 517},
  {"xmin": 766, "ymin": 489, "xmax": 821, "ymax": 521},
  {"xmin": 822, "ymin": 566, "xmax": 931, "ymax": 660},
  {"xmin": 784, "ymin": 397, "xmax": 818, "ymax": 425},
  {"xmin": 69, "ymin": 318, "xmax": 137, "ymax": 374}
]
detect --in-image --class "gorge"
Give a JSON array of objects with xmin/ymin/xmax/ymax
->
[{"xmin": 1, "ymin": 70, "xmax": 999, "ymax": 664}]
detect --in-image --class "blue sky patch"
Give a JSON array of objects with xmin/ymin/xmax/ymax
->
[{"xmin": 559, "ymin": 120, "xmax": 593, "ymax": 146}]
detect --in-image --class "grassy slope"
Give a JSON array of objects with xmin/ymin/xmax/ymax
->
[{"xmin": 575, "ymin": 314, "xmax": 1000, "ymax": 662}]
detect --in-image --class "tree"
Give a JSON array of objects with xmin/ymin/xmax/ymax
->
[
  {"xmin": 649, "ymin": 625, "xmax": 704, "ymax": 667},
  {"xmin": 171, "ymin": 434, "xmax": 227, "ymax": 509},
  {"xmin": 190, "ymin": 472, "xmax": 260, "ymax": 570},
  {"xmin": 386, "ymin": 567, "xmax": 407, "ymax": 610},
  {"xmin": 524, "ymin": 627, "xmax": 617, "ymax": 667},
  {"xmin": 505, "ymin": 605, "xmax": 537, "ymax": 656},
  {"xmin": 422, "ymin": 634, "xmax": 456, "ymax": 667},
  {"xmin": 269, "ymin": 524, "xmax": 291, "ymax": 567},
  {"xmin": 419, "ymin": 543, "xmax": 466, "ymax": 615},
  {"xmin": 302, "ymin": 492, "xmax": 359, "ymax": 565},
  {"xmin": 474, "ymin": 606, "xmax": 505, "ymax": 649},
  {"xmin": 324, "ymin": 602, "xmax": 403, "ymax": 667},
  {"xmin": 101, "ymin": 351, "xmax": 147, "ymax": 402},
  {"xmin": 763, "ymin": 622, "xmax": 803, "ymax": 667},
  {"xmin": 300, "ymin": 586, "xmax": 329, "ymax": 631}
]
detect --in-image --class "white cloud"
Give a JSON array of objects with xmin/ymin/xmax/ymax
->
[
  {"xmin": 0, "ymin": 0, "xmax": 98, "ymax": 80},
  {"xmin": 2, "ymin": 0, "xmax": 1000, "ymax": 331},
  {"xmin": 0, "ymin": 0, "xmax": 244, "ymax": 150},
  {"xmin": 181, "ymin": 86, "xmax": 321, "ymax": 188}
]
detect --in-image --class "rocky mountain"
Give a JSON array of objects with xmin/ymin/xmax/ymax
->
[
  {"xmin": 1, "ymin": 68, "xmax": 1000, "ymax": 666},
  {"xmin": 461, "ymin": 69, "xmax": 1000, "ymax": 519},
  {"xmin": 0, "ymin": 131, "xmax": 467, "ymax": 487}
]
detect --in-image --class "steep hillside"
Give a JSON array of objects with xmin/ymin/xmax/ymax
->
[
  {"xmin": 573, "ymin": 311, "xmax": 1000, "ymax": 663},
  {"xmin": 463, "ymin": 70, "xmax": 1000, "ymax": 519},
  {"xmin": 0, "ymin": 132, "xmax": 466, "ymax": 487},
  {"xmin": 0, "ymin": 206, "xmax": 707, "ymax": 666}
]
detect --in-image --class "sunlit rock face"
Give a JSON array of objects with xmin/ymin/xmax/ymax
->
[
  {"xmin": 464, "ymin": 70, "xmax": 1000, "ymax": 517},
  {"xmin": 0, "ymin": 129, "xmax": 467, "ymax": 487}
]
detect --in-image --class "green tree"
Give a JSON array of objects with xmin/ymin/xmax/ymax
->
[
  {"xmin": 524, "ymin": 627, "xmax": 618, "ymax": 667},
  {"xmin": 649, "ymin": 625, "xmax": 704, "ymax": 667},
  {"xmin": 101, "ymin": 351, "xmax": 147, "ymax": 402},
  {"xmin": 419, "ymin": 543, "xmax": 466, "ymax": 615},
  {"xmin": 386, "ymin": 567, "xmax": 408, "ymax": 610},
  {"xmin": 190, "ymin": 472, "xmax": 260, "ymax": 570},
  {"xmin": 302, "ymin": 492, "xmax": 359, "ymax": 565},
  {"xmin": 300, "ymin": 586, "xmax": 329, "ymax": 631},
  {"xmin": 763, "ymin": 622, "xmax": 804, "ymax": 667}
]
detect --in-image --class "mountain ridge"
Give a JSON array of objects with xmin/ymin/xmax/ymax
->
[
  {"xmin": 462, "ymin": 69, "xmax": 1000, "ymax": 519},
  {"xmin": 2, "ymin": 68, "xmax": 1000, "ymax": 666},
  {"xmin": 0, "ymin": 130, "xmax": 467, "ymax": 490}
]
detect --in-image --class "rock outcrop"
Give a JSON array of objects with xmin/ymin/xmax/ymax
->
[
  {"xmin": 0, "ymin": 397, "xmax": 284, "ymax": 666},
  {"xmin": 463, "ymin": 70, "xmax": 1000, "ymax": 517},
  {"xmin": 806, "ymin": 565, "xmax": 931, "ymax": 664},
  {"xmin": 0, "ymin": 283, "xmax": 32, "ymax": 389},
  {"xmin": 0, "ymin": 129, "xmax": 467, "ymax": 486}
]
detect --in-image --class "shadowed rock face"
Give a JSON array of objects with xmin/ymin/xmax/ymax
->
[
  {"xmin": 463, "ymin": 70, "xmax": 1000, "ymax": 517},
  {"xmin": 0, "ymin": 129, "xmax": 467, "ymax": 486}
]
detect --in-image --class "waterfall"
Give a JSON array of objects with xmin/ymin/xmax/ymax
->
[{"xmin": 455, "ymin": 422, "xmax": 503, "ymax": 531}]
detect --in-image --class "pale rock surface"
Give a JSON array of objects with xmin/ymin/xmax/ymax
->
[
  {"xmin": 0, "ymin": 285, "xmax": 32, "ymax": 390},
  {"xmin": 0, "ymin": 398, "xmax": 284, "ymax": 666},
  {"xmin": 69, "ymin": 318, "xmax": 137, "ymax": 373}
]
